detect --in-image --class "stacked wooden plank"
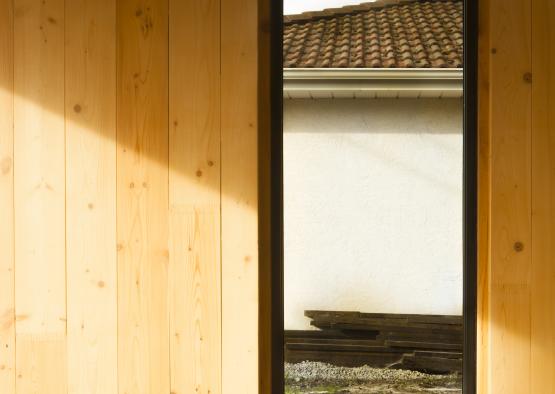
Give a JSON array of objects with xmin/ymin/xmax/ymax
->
[{"xmin": 285, "ymin": 311, "xmax": 463, "ymax": 374}]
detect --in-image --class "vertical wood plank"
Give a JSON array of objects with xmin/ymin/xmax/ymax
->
[
  {"xmin": 477, "ymin": 0, "xmax": 491, "ymax": 391},
  {"xmin": 116, "ymin": 0, "xmax": 169, "ymax": 392},
  {"xmin": 65, "ymin": 0, "xmax": 117, "ymax": 392},
  {"xmin": 13, "ymin": 0, "xmax": 67, "ymax": 392},
  {"xmin": 0, "ymin": 0, "xmax": 15, "ymax": 391},
  {"xmin": 16, "ymin": 338, "xmax": 67, "ymax": 393},
  {"xmin": 168, "ymin": 0, "xmax": 221, "ymax": 393},
  {"xmin": 221, "ymin": 0, "xmax": 259, "ymax": 392},
  {"xmin": 531, "ymin": 0, "xmax": 555, "ymax": 391},
  {"xmin": 489, "ymin": 0, "xmax": 532, "ymax": 392},
  {"xmin": 169, "ymin": 0, "xmax": 220, "ymax": 207},
  {"xmin": 169, "ymin": 209, "xmax": 221, "ymax": 394}
]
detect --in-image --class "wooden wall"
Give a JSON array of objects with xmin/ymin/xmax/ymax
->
[
  {"xmin": 0, "ymin": 0, "xmax": 268, "ymax": 393},
  {"xmin": 479, "ymin": 0, "xmax": 555, "ymax": 392}
]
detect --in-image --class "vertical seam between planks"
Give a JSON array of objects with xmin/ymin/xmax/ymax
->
[
  {"xmin": 63, "ymin": 0, "xmax": 70, "ymax": 386},
  {"xmin": 11, "ymin": 0, "xmax": 16, "ymax": 391},
  {"xmin": 114, "ymin": 0, "xmax": 119, "ymax": 390},
  {"xmin": 64, "ymin": 0, "xmax": 69, "ymax": 384},
  {"xmin": 529, "ymin": 0, "xmax": 534, "ymax": 390},
  {"xmin": 63, "ymin": 0, "xmax": 68, "ymax": 347},
  {"xmin": 115, "ymin": 0, "xmax": 119, "ymax": 391},
  {"xmin": 487, "ymin": 2, "xmax": 493, "ymax": 387},
  {"xmin": 167, "ymin": 0, "xmax": 172, "ymax": 390},
  {"xmin": 219, "ymin": 0, "xmax": 223, "ymax": 392}
]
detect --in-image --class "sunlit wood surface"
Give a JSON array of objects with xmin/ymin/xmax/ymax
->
[
  {"xmin": 480, "ymin": 0, "xmax": 555, "ymax": 392},
  {"xmin": 0, "ymin": 0, "xmax": 264, "ymax": 392}
]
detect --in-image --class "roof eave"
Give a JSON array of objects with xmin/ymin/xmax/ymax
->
[
  {"xmin": 284, "ymin": 68, "xmax": 463, "ymax": 80},
  {"xmin": 283, "ymin": 68, "xmax": 464, "ymax": 99}
]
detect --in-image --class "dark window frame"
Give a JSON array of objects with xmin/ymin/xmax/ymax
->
[{"xmin": 268, "ymin": 0, "xmax": 478, "ymax": 392}]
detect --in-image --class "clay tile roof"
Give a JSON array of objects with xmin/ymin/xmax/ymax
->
[{"xmin": 283, "ymin": 0, "xmax": 463, "ymax": 68}]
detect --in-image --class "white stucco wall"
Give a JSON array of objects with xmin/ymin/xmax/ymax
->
[{"xmin": 284, "ymin": 98, "xmax": 463, "ymax": 330}]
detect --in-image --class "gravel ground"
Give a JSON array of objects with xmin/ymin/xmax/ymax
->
[{"xmin": 285, "ymin": 362, "xmax": 462, "ymax": 394}]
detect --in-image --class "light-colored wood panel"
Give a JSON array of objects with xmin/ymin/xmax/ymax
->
[
  {"xmin": 0, "ymin": 0, "xmax": 15, "ymax": 391},
  {"xmin": 477, "ymin": 0, "xmax": 491, "ymax": 392},
  {"xmin": 489, "ymin": 0, "xmax": 532, "ymax": 392},
  {"xmin": 490, "ymin": 6, "xmax": 532, "ymax": 278},
  {"xmin": 16, "ymin": 335, "xmax": 67, "ymax": 393},
  {"xmin": 65, "ymin": 0, "xmax": 117, "ymax": 392},
  {"xmin": 169, "ymin": 208, "xmax": 221, "ymax": 394},
  {"xmin": 14, "ymin": 0, "xmax": 66, "ymax": 336},
  {"xmin": 116, "ymin": 0, "xmax": 170, "ymax": 392},
  {"xmin": 13, "ymin": 0, "xmax": 66, "ymax": 391},
  {"xmin": 221, "ymin": 0, "xmax": 259, "ymax": 392},
  {"xmin": 169, "ymin": 0, "xmax": 220, "ymax": 206},
  {"xmin": 168, "ymin": 1, "xmax": 221, "ymax": 393},
  {"xmin": 531, "ymin": 0, "xmax": 555, "ymax": 391}
]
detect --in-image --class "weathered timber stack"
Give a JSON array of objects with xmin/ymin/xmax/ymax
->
[{"xmin": 285, "ymin": 311, "xmax": 463, "ymax": 374}]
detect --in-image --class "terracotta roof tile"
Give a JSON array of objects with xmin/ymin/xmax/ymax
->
[{"xmin": 284, "ymin": 0, "xmax": 463, "ymax": 68}]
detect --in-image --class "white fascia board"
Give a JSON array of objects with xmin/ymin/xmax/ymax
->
[{"xmin": 283, "ymin": 68, "xmax": 463, "ymax": 98}]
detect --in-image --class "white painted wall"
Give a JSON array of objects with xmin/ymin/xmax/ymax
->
[{"xmin": 284, "ymin": 98, "xmax": 463, "ymax": 330}]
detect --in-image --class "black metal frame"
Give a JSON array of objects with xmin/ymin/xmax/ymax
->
[
  {"xmin": 269, "ymin": 0, "xmax": 285, "ymax": 392},
  {"xmin": 269, "ymin": 0, "xmax": 478, "ymax": 392},
  {"xmin": 462, "ymin": 0, "xmax": 478, "ymax": 392}
]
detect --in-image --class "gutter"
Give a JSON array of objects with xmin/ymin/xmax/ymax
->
[{"xmin": 283, "ymin": 68, "xmax": 463, "ymax": 98}]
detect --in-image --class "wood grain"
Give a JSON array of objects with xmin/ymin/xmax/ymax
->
[
  {"xmin": 0, "ymin": 0, "xmax": 14, "ymax": 391},
  {"xmin": 169, "ymin": 208, "xmax": 221, "ymax": 394},
  {"xmin": 13, "ymin": 0, "xmax": 67, "ymax": 391},
  {"xmin": 477, "ymin": 0, "xmax": 491, "ymax": 391},
  {"xmin": 169, "ymin": 0, "xmax": 220, "ymax": 206},
  {"xmin": 16, "ymin": 335, "xmax": 67, "ymax": 393},
  {"xmin": 65, "ymin": 0, "xmax": 117, "ymax": 392},
  {"xmin": 169, "ymin": 0, "xmax": 221, "ymax": 393},
  {"xmin": 489, "ymin": 0, "xmax": 532, "ymax": 392},
  {"xmin": 116, "ymin": 0, "xmax": 170, "ymax": 392},
  {"xmin": 3, "ymin": 0, "xmax": 269, "ymax": 391},
  {"xmin": 221, "ymin": 0, "xmax": 260, "ymax": 392},
  {"xmin": 531, "ymin": 0, "xmax": 555, "ymax": 391}
]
